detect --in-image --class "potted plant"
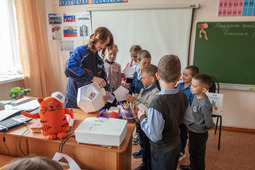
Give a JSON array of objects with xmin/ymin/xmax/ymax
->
[{"xmin": 7, "ymin": 87, "xmax": 31, "ymax": 100}]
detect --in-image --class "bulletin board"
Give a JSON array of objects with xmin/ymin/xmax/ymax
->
[{"xmin": 193, "ymin": 21, "xmax": 255, "ymax": 90}]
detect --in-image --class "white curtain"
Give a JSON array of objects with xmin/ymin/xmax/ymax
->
[
  {"xmin": 92, "ymin": 8, "xmax": 193, "ymax": 71},
  {"xmin": 0, "ymin": 0, "xmax": 22, "ymax": 75}
]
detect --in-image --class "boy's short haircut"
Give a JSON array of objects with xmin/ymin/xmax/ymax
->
[
  {"xmin": 186, "ymin": 65, "xmax": 199, "ymax": 77},
  {"xmin": 141, "ymin": 64, "xmax": 158, "ymax": 79},
  {"xmin": 137, "ymin": 50, "xmax": 151, "ymax": 61},
  {"xmin": 129, "ymin": 45, "xmax": 142, "ymax": 53},
  {"xmin": 158, "ymin": 54, "xmax": 181, "ymax": 83},
  {"xmin": 193, "ymin": 74, "xmax": 213, "ymax": 89}
]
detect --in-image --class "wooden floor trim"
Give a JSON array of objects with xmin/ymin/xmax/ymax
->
[{"xmin": 220, "ymin": 126, "xmax": 255, "ymax": 134}]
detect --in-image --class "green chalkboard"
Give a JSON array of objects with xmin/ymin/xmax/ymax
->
[{"xmin": 193, "ymin": 22, "xmax": 255, "ymax": 85}]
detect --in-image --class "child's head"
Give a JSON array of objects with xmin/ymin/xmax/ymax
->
[
  {"xmin": 5, "ymin": 155, "xmax": 63, "ymax": 170},
  {"xmin": 190, "ymin": 74, "xmax": 213, "ymax": 95},
  {"xmin": 105, "ymin": 44, "xmax": 118, "ymax": 62},
  {"xmin": 141, "ymin": 64, "xmax": 158, "ymax": 87},
  {"xmin": 88, "ymin": 27, "xmax": 114, "ymax": 54},
  {"xmin": 137, "ymin": 50, "xmax": 151, "ymax": 70},
  {"xmin": 182, "ymin": 65, "xmax": 199, "ymax": 84},
  {"xmin": 129, "ymin": 45, "xmax": 142, "ymax": 63},
  {"xmin": 157, "ymin": 54, "xmax": 181, "ymax": 83}
]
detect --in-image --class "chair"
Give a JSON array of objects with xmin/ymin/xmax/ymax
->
[{"xmin": 208, "ymin": 76, "xmax": 222, "ymax": 150}]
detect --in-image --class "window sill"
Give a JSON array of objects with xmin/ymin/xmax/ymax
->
[{"xmin": 0, "ymin": 74, "xmax": 24, "ymax": 85}]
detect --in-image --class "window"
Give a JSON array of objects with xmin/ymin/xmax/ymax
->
[{"xmin": 0, "ymin": 0, "xmax": 22, "ymax": 78}]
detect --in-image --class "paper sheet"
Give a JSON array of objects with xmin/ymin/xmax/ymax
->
[
  {"xmin": 52, "ymin": 152, "xmax": 81, "ymax": 170},
  {"xmin": 113, "ymin": 86, "xmax": 129, "ymax": 101},
  {"xmin": 206, "ymin": 92, "xmax": 224, "ymax": 114},
  {"xmin": 137, "ymin": 103, "xmax": 148, "ymax": 113},
  {"xmin": 123, "ymin": 66, "xmax": 136, "ymax": 78},
  {"xmin": 108, "ymin": 106, "xmax": 120, "ymax": 113},
  {"xmin": 107, "ymin": 92, "xmax": 115, "ymax": 103}
]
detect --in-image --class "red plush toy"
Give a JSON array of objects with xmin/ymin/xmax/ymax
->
[{"xmin": 22, "ymin": 92, "xmax": 74, "ymax": 141}]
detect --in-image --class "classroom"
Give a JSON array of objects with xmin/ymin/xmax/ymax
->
[{"xmin": 0, "ymin": 0, "xmax": 255, "ymax": 170}]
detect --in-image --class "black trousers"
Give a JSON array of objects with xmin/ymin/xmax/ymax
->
[
  {"xmin": 151, "ymin": 143, "xmax": 181, "ymax": 170},
  {"xmin": 179, "ymin": 123, "xmax": 188, "ymax": 154},
  {"xmin": 188, "ymin": 131, "xmax": 208, "ymax": 170},
  {"xmin": 137, "ymin": 123, "xmax": 151, "ymax": 169}
]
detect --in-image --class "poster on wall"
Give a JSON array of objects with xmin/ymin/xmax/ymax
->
[
  {"xmin": 77, "ymin": 13, "xmax": 91, "ymax": 39},
  {"xmin": 61, "ymin": 41, "xmax": 74, "ymax": 51},
  {"xmin": 77, "ymin": 13, "xmax": 90, "ymax": 21},
  {"xmin": 63, "ymin": 13, "xmax": 76, "ymax": 22},
  {"xmin": 63, "ymin": 26, "xmax": 77, "ymax": 37},
  {"xmin": 47, "ymin": 12, "xmax": 91, "ymax": 56},
  {"xmin": 206, "ymin": 92, "xmax": 224, "ymax": 114},
  {"xmin": 52, "ymin": 25, "xmax": 62, "ymax": 40},
  {"xmin": 59, "ymin": 0, "xmax": 128, "ymax": 6},
  {"xmin": 80, "ymin": 25, "xmax": 89, "ymax": 37},
  {"xmin": 48, "ymin": 13, "xmax": 62, "ymax": 24},
  {"xmin": 218, "ymin": 0, "xmax": 255, "ymax": 17}
]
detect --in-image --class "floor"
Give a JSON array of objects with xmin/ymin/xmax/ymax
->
[{"xmin": 131, "ymin": 129, "xmax": 255, "ymax": 170}]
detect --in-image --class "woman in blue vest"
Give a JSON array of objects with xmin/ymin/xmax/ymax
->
[{"xmin": 64, "ymin": 27, "xmax": 113, "ymax": 108}]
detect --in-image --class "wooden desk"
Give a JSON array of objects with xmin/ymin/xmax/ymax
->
[
  {"xmin": 0, "ymin": 155, "xmax": 16, "ymax": 168},
  {"xmin": 0, "ymin": 109, "xmax": 135, "ymax": 170}
]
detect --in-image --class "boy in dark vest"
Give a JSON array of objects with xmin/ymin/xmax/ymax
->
[{"xmin": 138, "ymin": 55, "xmax": 194, "ymax": 170}]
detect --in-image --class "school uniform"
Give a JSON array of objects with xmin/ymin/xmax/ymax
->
[
  {"xmin": 140, "ymin": 89, "xmax": 194, "ymax": 170},
  {"xmin": 131, "ymin": 71, "xmax": 143, "ymax": 94},
  {"xmin": 104, "ymin": 59, "xmax": 122, "ymax": 93},
  {"xmin": 134, "ymin": 84, "xmax": 160, "ymax": 169}
]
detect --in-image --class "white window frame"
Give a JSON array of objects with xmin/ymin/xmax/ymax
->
[{"xmin": 0, "ymin": 0, "xmax": 23, "ymax": 84}]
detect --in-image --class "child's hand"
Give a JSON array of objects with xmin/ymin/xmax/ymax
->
[
  {"xmin": 122, "ymin": 83, "xmax": 130, "ymax": 89},
  {"xmin": 126, "ymin": 94, "xmax": 135, "ymax": 103},
  {"xmin": 121, "ymin": 73, "xmax": 125, "ymax": 78},
  {"xmin": 138, "ymin": 110, "xmax": 146, "ymax": 120},
  {"xmin": 134, "ymin": 93, "xmax": 139, "ymax": 98},
  {"xmin": 103, "ymin": 91, "xmax": 109, "ymax": 104},
  {"xmin": 92, "ymin": 77, "xmax": 106, "ymax": 88}
]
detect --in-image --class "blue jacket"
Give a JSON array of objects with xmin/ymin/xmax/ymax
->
[
  {"xmin": 131, "ymin": 71, "xmax": 144, "ymax": 94},
  {"xmin": 64, "ymin": 45, "xmax": 108, "ymax": 108},
  {"xmin": 176, "ymin": 82, "xmax": 194, "ymax": 105}
]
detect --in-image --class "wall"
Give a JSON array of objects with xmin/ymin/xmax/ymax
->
[
  {"xmin": 44, "ymin": 0, "xmax": 255, "ymax": 129},
  {"xmin": 0, "ymin": 80, "xmax": 24, "ymax": 100}
]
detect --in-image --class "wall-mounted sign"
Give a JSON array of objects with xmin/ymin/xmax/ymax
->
[{"xmin": 59, "ymin": 0, "xmax": 128, "ymax": 6}]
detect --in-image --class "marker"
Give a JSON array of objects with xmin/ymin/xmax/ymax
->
[{"xmin": 249, "ymin": 88, "xmax": 255, "ymax": 91}]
